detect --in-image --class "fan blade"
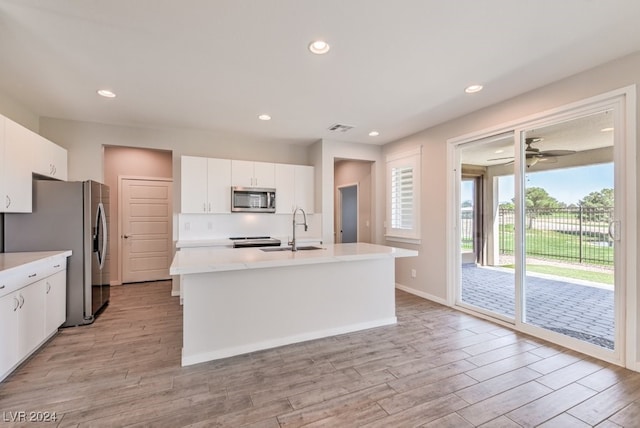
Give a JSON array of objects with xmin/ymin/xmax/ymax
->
[
  {"xmin": 539, "ymin": 150, "xmax": 576, "ymax": 156},
  {"xmin": 538, "ymin": 157, "xmax": 558, "ymax": 163},
  {"xmin": 487, "ymin": 156, "xmax": 514, "ymax": 161}
]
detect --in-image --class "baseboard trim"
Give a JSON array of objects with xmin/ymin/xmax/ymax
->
[{"xmin": 395, "ymin": 283, "xmax": 449, "ymax": 306}]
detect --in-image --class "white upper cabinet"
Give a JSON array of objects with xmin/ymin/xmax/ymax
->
[
  {"xmin": 0, "ymin": 114, "xmax": 68, "ymax": 213},
  {"xmin": 275, "ymin": 163, "xmax": 295, "ymax": 213},
  {"xmin": 274, "ymin": 163, "xmax": 314, "ymax": 214},
  {"xmin": 0, "ymin": 116, "xmax": 5, "ymax": 212},
  {"xmin": 232, "ymin": 160, "xmax": 275, "ymax": 188},
  {"xmin": 181, "ymin": 156, "xmax": 231, "ymax": 213},
  {"xmin": 294, "ymin": 165, "xmax": 315, "ymax": 214},
  {"xmin": 207, "ymin": 158, "xmax": 232, "ymax": 213},
  {"xmin": 181, "ymin": 156, "xmax": 208, "ymax": 213},
  {"xmin": 3, "ymin": 118, "xmax": 34, "ymax": 212},
  {"xmin": 32, "ymin": 132, "xmax": 68, "ymax": 180}
]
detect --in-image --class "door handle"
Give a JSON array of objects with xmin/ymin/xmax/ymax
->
[
  {"xmin": 608, "ymin": 220, "xmax": 621, "ymax": 241},
  {"xmin": 124, "ymin": 234, "xmax": 131, "ymax": 239}
]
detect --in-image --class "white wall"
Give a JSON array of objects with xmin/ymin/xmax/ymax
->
[
  {"xmin": 383, "ymin": 51, "xmax": 640, "ymax": 366},
  {"xmin": 38, "ymin": 118, "xmax": 312, "ymax": 235},
  {"xmin": 0, "ymin": 91, "xmax": 39, "ymax": 132},
  {"xmin": 310, "ymin": 139, "xmax": 384, "ymax": 245}
]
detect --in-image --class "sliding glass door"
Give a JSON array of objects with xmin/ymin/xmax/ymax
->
[
  {"xmin": 521, "ymin": 110, "xmax": 617, "ymax": 351},
  {"xmin": 454, "ymin": 98, "xmax": 625, "ymax": 361},
  {"xmin": 458, "ymin": 132, "xmax": 516, "ymax": 322}
]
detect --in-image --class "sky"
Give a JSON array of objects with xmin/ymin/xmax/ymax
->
[{"xmin": 461, "ymin": 163, "xmax": 614, "ymax": 205}]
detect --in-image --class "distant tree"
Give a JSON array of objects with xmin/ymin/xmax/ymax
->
[
  {"xmin": 513, "ymin": 187, "xmax": 560, "ymax": 228},
  {"xmin": 579, "ymin": 188, "xmax": 614, "ymax": 208},
  {"xmin": 461, "ymin": 200, "xmax": 473, "ymax": 208},
  {"xmin": 499, "ymin": 201, "xmax": 514, "ymax": 210},
  {"xmin": 579, "ymin": 188, "xmax": 614, "ymax": 221},
  {"xmin": 523, "ymin": 187, "xmax": 561, "ymax": 210}
]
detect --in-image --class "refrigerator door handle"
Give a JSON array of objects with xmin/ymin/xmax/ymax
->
[{"xmin": 96, "ymin": 201, "xmax": 107, "ymax": 270}]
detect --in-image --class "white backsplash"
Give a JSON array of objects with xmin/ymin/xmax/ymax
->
[{"xmin": 177, "ymin": 213, "xmax": 323, "ymax": 242}]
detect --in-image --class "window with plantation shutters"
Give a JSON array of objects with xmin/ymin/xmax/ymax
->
[{"xmin": 386, "ymin": 147, "xmax": 421, "ymax": 243}]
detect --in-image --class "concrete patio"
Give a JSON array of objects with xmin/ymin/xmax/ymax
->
[{"xmin": 461, "ymin": 263, "xmax": 615, "ymax": 349}]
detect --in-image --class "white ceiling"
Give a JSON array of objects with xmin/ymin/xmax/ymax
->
[{"xmin": 1, "ymin": 0, "xmax": 640, "ymax": 146}]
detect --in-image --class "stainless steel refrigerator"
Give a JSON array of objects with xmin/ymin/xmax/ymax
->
[{"xmin": 4, "ymin": 180, "xmax": 110, "ymax": 326}]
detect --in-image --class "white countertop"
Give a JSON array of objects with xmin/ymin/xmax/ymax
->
[
  {"xmin": 170, "ymin": 242, "xmax": 418, "ymax": 275},
  {"xmin": 0, "ymin": 251, "xmax": 72, "ymax": 275}
]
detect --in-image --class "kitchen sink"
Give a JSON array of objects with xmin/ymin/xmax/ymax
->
[{"xmin": 260, "ymin": 245, "xmax": 325, "ymax": 252}]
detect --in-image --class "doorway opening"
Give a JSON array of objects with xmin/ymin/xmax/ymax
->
[
  {"xmin": 338, "ymin": 184, "xmax": 358, "ymax": 243},
  {"xmin": 104, "ymin": 146, "xmax": 173, "ymax": 285},
  {"xmin": 334, "ymin": 159, "xmax": 374, "ymax": 243}
]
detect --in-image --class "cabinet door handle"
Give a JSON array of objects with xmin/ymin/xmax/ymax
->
[
  {"xmin": 19, "ymin": 294, "xmax": 25, "ymax": 308},
  {"xmin": 13, "ymin": 297, "xmax": 19, "ymax": 311},
  {"xmin": 46, "ymin": 282, "xmax": 51, "ymax": 294},
  {"xmin": 208, "ymin": 202, "xmax": 211, "ymax": 212},
  {"xmin": 5, "ymin": 195, "xmax": 10, "ymax": 208},
  {"xmin": 203, "ymin": 203, "xmax": 206, "ymax": 212},
  {"xmin": 0, "ymin": 285, "xmax": 5, "ymax": 290},
  {"xmin": 53, "ymin": 264, "xmax": 61, "ymax": 268},
  {"xmin": 28, "ymin": 273, "xmax": 37, "ymax": 278}
]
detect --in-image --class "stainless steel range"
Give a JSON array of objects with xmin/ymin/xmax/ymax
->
[{"xmin": 230, "ymin": 236, "xmax": 281, "ymax": 248}]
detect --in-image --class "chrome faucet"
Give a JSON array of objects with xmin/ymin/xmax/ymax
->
[{"xmin": 289, "ymin": 207, "xmax": 308, "ymax": 251}]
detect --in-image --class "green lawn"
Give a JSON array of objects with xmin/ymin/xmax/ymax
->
[
  {"xmin": 499, "ymin": 225, "xmax": 613, "ymax": 266},
  {"xmin": 502, "ymin": 264, "xmax": 614, "ymax": 285}
]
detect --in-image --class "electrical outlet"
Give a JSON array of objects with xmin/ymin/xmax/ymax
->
[{"xmin": 411, "ymin": 269, "xmax": 416, "ymax": 278}]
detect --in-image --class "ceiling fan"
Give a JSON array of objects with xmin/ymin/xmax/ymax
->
[{"xmin": 488, "ymin": 137, "xmax": 576, "ymax": 167}]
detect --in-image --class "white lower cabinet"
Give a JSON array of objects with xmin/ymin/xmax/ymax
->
[
  {"xmin": 0, "ymin": 291, "xmax": 20, "ymax": 379},
  {"xmin": 44, "ymin": 271, "xmax": 67, "ymax": 335},
  {"xmin": 17, "ymin": 280, "xmax": 46, "ymax": 358},
  {"xmin": 0, "ymin": 257, "xmax": 67, "ymax": 382}
]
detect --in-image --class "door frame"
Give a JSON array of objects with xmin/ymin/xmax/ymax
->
[
  {"xmin": 446, "ymin": 86, "xmax": 637, "ymax": 369},
  {"xmin": 336, "ymin": 183, "xmax": 359, "ymax": 243},
  {"xmin": 117, "ymin": 175, "xmax": 173, "ymax": 285}
]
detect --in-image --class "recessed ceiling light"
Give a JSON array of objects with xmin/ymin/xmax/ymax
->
[
  {"xmin": 369, "ymin": 131, "xmax": 380, "ymax": 137},
  {"xmin": 308, "ymin": 40, "xmax": 330, "ymax": 55},
  {"xmin": 465, "ymin": 84, "xmax": 483, "ymax": 94},
  {"xmin": 494, "ymin": 149, "xmax": 504, "ymax": 154},
  {"xmin": 258, "ymin": 114, "xmax": 271, "ymax": 121},
  {"xmin": 601, "ymin": 127, "xmax": 614, "ymax": 132},
  {"xmin": 97, "ymin": 89, "xmax": 116, "ymax": 98}
]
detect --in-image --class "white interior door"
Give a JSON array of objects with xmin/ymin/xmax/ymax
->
[{"xmin": 121, "ymin": 178, "xmax": 173, "ymax": 283}]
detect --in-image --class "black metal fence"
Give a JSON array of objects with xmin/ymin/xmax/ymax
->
[{"xmin": 498, "ymin": 207, "xmax": 614, "ymax": 266}]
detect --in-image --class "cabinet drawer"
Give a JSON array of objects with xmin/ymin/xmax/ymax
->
[
  {"xmin": 39, "ymin": 258, "xmax": 66, "ymax": 278},
  {"xmin": 0, "ymin": 270, "xmax": 23, "ymax": 299},
  {"xmin": 0, "ymin": 257, "xmax": 66, "ymax": 298}
]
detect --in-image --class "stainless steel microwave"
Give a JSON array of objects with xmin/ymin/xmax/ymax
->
[{"xmin": 231, "ymin": 186, "xmax": 276, "ymax": 213}]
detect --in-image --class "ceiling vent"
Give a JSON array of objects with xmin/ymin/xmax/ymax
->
[{"xmin": 328, "ymin": 123, "xmax": 355, "ymax": 133}]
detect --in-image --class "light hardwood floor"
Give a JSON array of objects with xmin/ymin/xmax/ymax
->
[{"xmin": 1, "ymin": 281, "xmax": 640, "ymax": 427}]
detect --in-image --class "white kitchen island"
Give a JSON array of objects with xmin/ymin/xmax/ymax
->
[{"xmin": 170, "ymin": 243, "xmax": 417, "ymax": 366}]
